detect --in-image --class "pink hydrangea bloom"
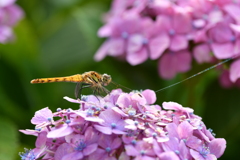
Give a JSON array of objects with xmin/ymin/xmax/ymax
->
[
  {"xmin": 0, "ymin": 0, "xmax": 23, "ymax": 43},
  {"xmin": 95, "ymin": 0, "xmax": 240, "ymax": 86},
  {"xmin": 20, "ymin": 89, "xmax": 226, "ymax": 159}
]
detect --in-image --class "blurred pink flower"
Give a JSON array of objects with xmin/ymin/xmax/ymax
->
[
  {"xmin": 0, "ymin": 0, "xmax": 23, "ymax": 43},
  {"xmin": 158, "ymin": 50, "xmax": 192, "ymax": 79},
  {"xmin": 95, "ymin": 0, "xmax": 240, "ymax": 85},
  {"xmin": 20, "ymin": 89, "xmax": 227, "ymax": 159}
]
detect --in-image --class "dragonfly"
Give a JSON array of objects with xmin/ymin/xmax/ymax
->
[
  {"xmin": 31, "ymin": 54, "xmax": 239, "ymax": 98},
  {"xmin": 31, "ymin": 71, "xmax": 117, "ymax": 99}
]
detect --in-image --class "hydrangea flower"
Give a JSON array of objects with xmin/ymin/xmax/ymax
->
[
  {"xmin": 20, "ymin": 89, "xmax": 226, "ymax": 159},
  {"xmin": 0, "ymin": 0, "xmax": 23, "ymax": 43},
  {"xmin": 95, "ymin": 0, "xmax": 240, "ymax": 85}
]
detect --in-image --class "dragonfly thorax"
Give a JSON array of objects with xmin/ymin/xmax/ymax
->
[{"xmin": 101, "ymin": 73, "xmax": 112, "ymax": 86}]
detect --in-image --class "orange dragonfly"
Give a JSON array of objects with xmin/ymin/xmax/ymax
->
[{"xmin": 31, "ymin": 71, "xmax": 113, "ymax": 98}]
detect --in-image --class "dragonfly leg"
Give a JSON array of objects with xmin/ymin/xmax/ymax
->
[
  {"xmin": 75, "ymin": 83, "xmax": 91, "ymax": 99},
  {"xmin": 92, "ymin": 88, "xmax": 100, "ymax": 101},
  {"xmin": 92, "ymin": 86, "xmax": 110, "ymax": 101}
]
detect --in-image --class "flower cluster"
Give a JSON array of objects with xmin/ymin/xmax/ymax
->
[
  {"xmin": 94, "ymin": 0, "xmax": 240, "ymax": 87},
  {"xmin": 20, "ymin": 89, "xmax": 226, "ymax": 160},
  {"xmin": 0, "ymin": 0, "xmax": 23, "ymax": 43}
]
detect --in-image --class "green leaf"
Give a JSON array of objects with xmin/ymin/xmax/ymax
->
[{"xmin": 0, "ymin": 118, "xmax": 19, "ymax": 160}]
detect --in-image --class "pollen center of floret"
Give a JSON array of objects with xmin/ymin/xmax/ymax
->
[
  {"xmin": 142, "ymin": 38, "xmax": 148, "ymax": 44},
  {"xmin": 111, "ymin": 123, "xmax": 116, "ymax": 128},
  {"xmin": 87, "ymin": 109, "xmax": 94, "ymax": 116},
  {"xmin": 182, "ymin": 139, "xmax": 187, "ymax": 143},
  {"xmin": 75, "ymin": 140, "xmax": 87, "ymax": 151},
  {"xmin": 152, "ymin": 132, "xmax": 157, "ymax": 138},
  {"xmin": 134, "ymin": 121, "xmax": 138, "ymax": 126},
  {"xmin": 140, "ymin": 150, "xmax": 146, "ymax": 156},
  {"xmin": 230, "ymin": 36, "xmax": 236, "ymax": 42},
  {"xmin": 47, "ymin": 117, "xmax": 52, "ymax": 122},
  {"xmin": 121, "ymin": 32, "xmax": 128, "ymax": 39},
  {"xmin": 202, "ymin": 14, "xmax": 208, "ymax": 20},
  {"xmin": 207, "ymin": 39, "xmax": 212, "ymax": 44},
  {"xmin": 81, "ymin": 95, "xmax": 88, "ymax": 101},
  {"xmin": 128, "ymin": 109, "xmax": 136, "ymax": 116},
  {"xmin": 131, "ymin": 140, "xmax": 137, "ymax": 145},
  {"xmin": 169, "ymin": 29, "xmax": 175, "ymax": 36},
  {"xmin": 105, "ymin": 147, "xmax": 111, "ymax": 152},
  {"xmin": 200, "ymin": 146, "xmax": 210, "ymax": 158},
  {"xmin": 35, "ymin": 128, "xmax": 41, "ymax": 131},
  {"xmin": 19, "ymin": 149, "xmax": 36, "ymax": 160},
  {"xmin": 175, "ymin": 150, "xmax": 180, "ymax": 155}
]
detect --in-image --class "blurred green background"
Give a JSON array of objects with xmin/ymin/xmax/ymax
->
[{"xmin": 0, "ymin": 0, "xmax": 239, "ymax": 159}]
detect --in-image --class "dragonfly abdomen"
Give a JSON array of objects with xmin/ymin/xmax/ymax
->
[{"xmin": 31, "ymin": 74, "xmax": 83, "ymax": 83}]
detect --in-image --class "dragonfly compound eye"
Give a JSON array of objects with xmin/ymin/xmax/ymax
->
[{"xmin": 102, "ymin": 74, "xmax": 112, "ymax": 86}]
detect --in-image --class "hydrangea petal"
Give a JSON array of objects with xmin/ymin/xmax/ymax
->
[
  {"xmin": 186, "ymin": 136, "xmax": 202, "ymax": 150},
  {"xmin": 229, "ymin": 58, "xmax": 240, "ymax": 82},
  {"xmin": 178, "ymin": 121, "xmax": 193, "ymax": 139},
  {"xmin": 211, "ymin": 42, "xmax": 234, "ymax": 59},
  {"xmin": 208, "ymin": 23, "xmax": 233, "ymax": 43},
  {"xmin": 63, "ymin": 96, "xmax": 82, "ymax": 104},
  {"xmin": 31, "ymin": 107, "xmax": 53, "ymax": 125},
  {"xmin": 229, "ymin": 24, "xmax": 240, "ymax": 33},
  {"xmin": 94, "ymin": 125, "xmax": 112, "ymax": 134},
  {"xmin": 219, "ymin": 70, "xmax": 234, "ymax": 88},
  {"xmin": 190, "ymin": 149, "xmax": 208, "ymax": 160},
  {"xmin": 35, "ymin": 131, "xmax": 47, "ymax": 148},
  {"xmin": 166, "ymin": 123, "xmax": 179, "ymax": 138},
  {"xmin": 193, "ymin": 44, "xmax": 212, "ymax": 63},
  {"xmin": 125, "ymin": 145, "xmax": 138, "ymax": 156},
  {"xmin": 179, "ymin": 140, "xmax": 191, "ymax": 160},
  {"xmin": 54, "ymin": 143, "xmax": 74, "ymax": 160},
  {"xmin": 162, "ymin": 137, "xmax": 179, "ymax": 152},
  {"xmin": 233, "ymin": 39, "xmax": 240, "ymax": 55},
  {"xmin": 224, "ymin": 4, "xmax": 240, "ymax": 24},
  {"xmin": 127, "ymin": 34, "xmax": 144, "ymax": 53},
  {"xmin": 83, "ymin": 144, "xmax": 98, "ymax": 156},
  {"xmin": 108, "ymin": 38, "xmax": 125, "ymax": 56},
  {"xmin": 98, "ymin": 23, "xmax": 113, "ymax": 37},
  {"xmin": 173, "ymin": 10, "xmax": 191, "ymax": 34},
  {"xmin": 169, "ymin": 35, "xmax": 188, "ymax": 51},
  {"xmin": 175, "ymin": 50, "xmax": 191, "ymax": 72},
  {"xmin": 19, "ymin": 129, "xmax": 39, "ymax": 136},
  {"xmin": 3, "ymin": 4, "xmax": 24, "ymax": 26},
  {"xmin": 158, "ymin": 53, "xmax": 177, "ymax": 79},
  {"xmin": 127, "ymin": 47, "xmax": 148, "ymax": 66},
  {"xmin": 116, "ymin": 93, "xmax": 131, "ymax": 108},
  {"xmin": 158, "ymin": 151, "xmax": 180, "ymax": 160},
  {"xmin": 47, "ymin": 124, "xmax": 73, "ymax": 138},
  {"xmin": 141, "ymin": 89, "xmax": 156, "ymax": 104},
  {"xmin": 162, "ymin": 102, "xmax": 193, "ymax": 113},
  {"xmin": 63, "ymin": 152, "xmax": 83, "ymax": 160},
  {"xmin": 149, "ymin": 33, "xmax": 170, "ymax": 60},
  {"xmin": 209, "ymin": 138, "xmax": 226, "ymax": 158},
  {"xmin": 94, "ymin": 40, "xmax": 111, "ymax": 61},
  {"xmin": 0, "ymin": 26, "xmax": 13, "ymax": 43},
  {"xmin": 0, "ymin": 0, "xmax": 15, "ymax": 7}
]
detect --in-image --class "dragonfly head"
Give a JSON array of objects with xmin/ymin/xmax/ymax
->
[{"xmin": 102, "ymin": 74, "xmax": 112, "ymax": 86}]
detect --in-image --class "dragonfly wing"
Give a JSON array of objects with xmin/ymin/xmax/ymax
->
[
  {"xmin": 75, "ymin": 83, "xmax": 81, "ymax": 99},
  {"xmin": 75, "ymin": 83, "xmax": 91, "ymax": 99}
]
